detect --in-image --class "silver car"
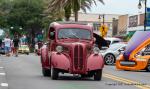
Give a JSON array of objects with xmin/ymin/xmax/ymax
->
[{"xmin": 100, "ymin": 42, "xmax": 127, "ymax": 65}]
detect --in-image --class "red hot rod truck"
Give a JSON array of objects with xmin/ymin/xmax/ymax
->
[{"xmin": 40, "ymin": 22, "xmax": 104, "ymax": 81}]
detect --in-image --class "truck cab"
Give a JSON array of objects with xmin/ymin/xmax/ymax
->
[{"xmin": 41, "ymin": 22, "xmax": 104, "ymax": 80}]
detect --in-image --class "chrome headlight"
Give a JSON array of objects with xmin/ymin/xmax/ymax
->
[
  {"xmin": 93, "ymin": 47, "xmax": 100, "ymax": 54},
  {"xmin": 56, "ymin": 46, "xmax": 63, "ymax": 53}
]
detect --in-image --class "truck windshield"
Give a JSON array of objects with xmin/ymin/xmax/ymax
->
[{"xmin": 58, "ymin": 28, "xmax": 91, "ymax": 40}]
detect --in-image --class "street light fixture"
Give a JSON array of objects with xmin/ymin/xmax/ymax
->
[
  {"xmin": 10, "ymin": 26, "xmax": 14, "ymax": 29},
  {"xmin": 138, "ymin": 1, "xmax": 142, "ymax": 9},
  {"xmin": 138, "ymin": 0, "xmax": 147, "ymax": 31},
  {"xmin": 19, "ymin": 27, "xmax": 23, "ymax": 30}
]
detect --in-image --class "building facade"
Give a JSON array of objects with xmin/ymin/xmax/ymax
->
[
  {"xmin": 117, "ymin": 15, "xmax": 128, "ymax": 36},
  {"xmin": 70, "ymin": 12, "xmax": 119, "ymax": 37},
  {"xmin": 112, "ymin": 13, "xmax": 150, "ymax": 37}
]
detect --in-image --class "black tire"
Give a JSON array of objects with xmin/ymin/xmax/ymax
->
[
  {"xmin": 42, "ymin": 68, "xmax": 51, "ymax": 77},
  {"xmin": 104, "ymin": 54, "xmax": 115, "ymax": 65},
  {"xmin": 94, "ymin": 69, "xmax": 102, "ymax": 81},
  {"xmin": 81, "ymin": 74, "xmax": 87, "ymax": 78},
  {"xmin": 146, "ymin": 60, "xmax": 150, "ymax": 72},
  {"xmin": 26, "ymin": 52, "xmax": 29, "ymax": 55},
  {"xmin": 51, "ymin": 68, "xmax": 59, "ymax": 80}
]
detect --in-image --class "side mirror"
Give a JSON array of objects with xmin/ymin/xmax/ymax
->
[
  {"xmin": 118, "ymin": 48, "xmax": 124, "ymax": 52},
  {"xmin": 49, "ymin": 32, "xmax": 55, "ymax": 40},
  {"xmin": 50, "ymin": 32, "xmax": 54, "ymax": 36},
  {"xmin": 118, "ymin": 48, "xmax": 125, "ymax": 54}
]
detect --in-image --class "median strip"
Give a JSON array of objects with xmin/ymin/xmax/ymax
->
[{"xmin": 103, "ymin": 73, "xmax": 150, "ymax": 89}]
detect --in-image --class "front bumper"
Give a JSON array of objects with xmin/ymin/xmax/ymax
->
[{"xmin": 116, "ymin": 59, "xmax": 148, "ymax": 71}]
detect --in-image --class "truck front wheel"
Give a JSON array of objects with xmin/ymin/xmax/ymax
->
[
  {"xmin": 146, "ymin": 60, "xmax": 150, "ymax": 72},
  {"xmin": 94, "ymin": 69, "xmax": 102, "ymax": 81},
  {"xmin": 51, "ymin": 68, "xmax": 59, "ymax": 80},
  {"xmin": 42, "ymin": 68, "xmax": 51, "ymax": 77}
]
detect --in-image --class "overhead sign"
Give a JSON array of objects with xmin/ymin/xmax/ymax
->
[{"xmin": 146, "ymin": 8, "xmax": 150, "ymax": 26}]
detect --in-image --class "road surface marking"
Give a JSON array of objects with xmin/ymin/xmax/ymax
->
[
  {"xmin": 0, "ymin": 67, "xmax": 4, "ymax": 69},
  {"xmin": 0, "ymin": 73, "xmax": 5, "ymax": 75},
  {"xmin": 103, "ymin": 73, "xmax": 150, "ymax": 89},
  {"xmin": 1, "ymin": 83, "xmax": 8, "ymax": 87}
]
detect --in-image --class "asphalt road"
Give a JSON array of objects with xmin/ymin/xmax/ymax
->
[{"xmin": 0, "ymin": 54, "xmax": 150, "ymax": 89}]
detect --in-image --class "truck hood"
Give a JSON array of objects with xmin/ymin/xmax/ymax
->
[{"xmin": 57, "ymin": 40, "xmax": 92, "ymax": 46}]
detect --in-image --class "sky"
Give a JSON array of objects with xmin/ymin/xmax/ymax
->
[{"xmin": 87, "ymin": 0, "xmax": 150, "ymax": 15}]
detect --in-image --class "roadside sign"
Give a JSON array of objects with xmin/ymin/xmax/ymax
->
[
  {"xmin": 99, "ymin": 25, "xmax": 108, "ymax": 38},
  {"xmin": 146, "ymin": 8, "xmax": 150, "ymax": 26}
]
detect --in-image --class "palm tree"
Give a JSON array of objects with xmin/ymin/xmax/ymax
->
[
  {"xmin": 48, "ymin": 0, "xmax": 104, "ymax": 22},
  {"xmin": 64, "ymin": 5, "xmax": 71, "ymax": 21}
]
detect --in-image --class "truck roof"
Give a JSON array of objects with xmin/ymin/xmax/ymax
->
[{"xmin": 49, "ymin": 22, "xmax": 93, "ymax": 31}]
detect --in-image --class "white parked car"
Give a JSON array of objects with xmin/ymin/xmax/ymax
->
[
  {"xmin": 104, "ymin": 37, "xmax": 122, "ymax": 46},
  {"xmin": 100, "ymin": 42, "xmax": 127, "ymax": 65}
]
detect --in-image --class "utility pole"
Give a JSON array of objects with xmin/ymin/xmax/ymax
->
[
  {"xmin": 103, "ymin": 14, "xmax": 105, "ymax": 25},
  {"xmin": 144, "ymin": 0, "xmax": 147, "ymax": 31},
  {"xmin": 138, "ymin": 0, "xmax": 147, "ymax": 31}
]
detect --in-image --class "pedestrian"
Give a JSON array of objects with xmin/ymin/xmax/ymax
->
[
  {"xmin": 0, "ymin": 39, "xmax": 2, "ymax": 56},
  {"xmin": 0, "ymin": 39, "xmax": 2, "ymax": 48},
  {"xmin": 4, "ymin": 35, "xmax": 11, "ymax": 56},
  {"xmin": 13, "ymin": 35, "xmax": 20, "ymax": 57}
]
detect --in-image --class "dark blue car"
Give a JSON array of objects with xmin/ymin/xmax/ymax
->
[{"xmin": 0, "ymin": 42, "xmax": 5, "ymax": 54}]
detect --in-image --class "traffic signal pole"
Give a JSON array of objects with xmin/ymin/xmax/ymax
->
[
  {"xmin": 103, "ymin": 14, "xmax": 105, "ymax": 25},
  {"xmin": 144, "ymin": 0, "xmax": 147, "ymax": 31}
]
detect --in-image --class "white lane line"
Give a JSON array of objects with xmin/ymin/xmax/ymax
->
[
  {"xmin": 0, "ymin": 73, "xmax": 5, "ymax": 75},
  {"xmin": 1, "ymin": 83, "xmax": 8, "ymax": 87},
  {"xmin": 0, "ymin": 67, "xmax": 4, "ymax": 69}
]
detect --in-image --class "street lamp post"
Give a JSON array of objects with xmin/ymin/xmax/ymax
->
[
  {"xmin": 98, "ymin": 15, "xmax": 101, "ymax": 31},
  {"xmin": 102, "ymin": 14, "xmax": 105, "ymax": 25},
  {"xmin": 138, "ymin": 0, "xmax": 147, "ymax": 31},
  {"xmin": 99, "ymin": 14, "xmax": 105, "ymax": 25}
]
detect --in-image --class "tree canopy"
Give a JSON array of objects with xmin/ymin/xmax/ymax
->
[
  {"xmin": 48, "ymin": 0, "xmax": 104, "ymax": 21},
  {"xmin": 0, "ymin": 0, "xmax": 62, "ymax": 36}
]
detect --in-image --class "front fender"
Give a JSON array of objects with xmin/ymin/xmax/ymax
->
[
  {"xmin": 51, "ymin": 52, "xmax": 70, "ymax": 71},
  {"xmin": 41, "ymin": 47, "xmax": 49, "ymax": 68},
  {"xmin": 87, "ymin": 54, "xmax": 104, "ymax": 71}
]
